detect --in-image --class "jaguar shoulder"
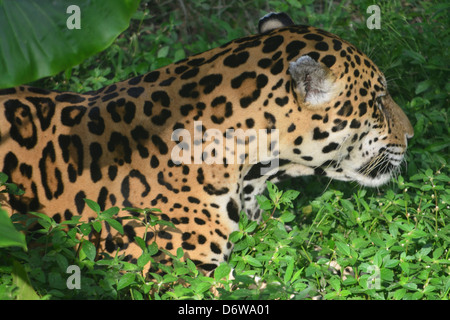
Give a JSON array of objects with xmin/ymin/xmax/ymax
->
[{"xmin": 0, "ymin": 12, "xmax": 413, "ymax": 272}]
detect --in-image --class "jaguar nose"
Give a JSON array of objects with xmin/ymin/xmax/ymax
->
[{"xmin": 385, "ymin": 95, "xmax": 414, "ymax": 142}]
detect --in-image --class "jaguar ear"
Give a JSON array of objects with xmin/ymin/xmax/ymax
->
[
  {"xmin": 258, "ymin": 12, "xmax": 294, "ymax": 33},
  {"xmin": 289, "ymin": 55, "xmax": 340, "ymax": 107}
]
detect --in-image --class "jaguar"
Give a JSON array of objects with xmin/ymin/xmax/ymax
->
[{"xmin": 0, "ymin": 12, "xmax": 413, "ymax": 272}]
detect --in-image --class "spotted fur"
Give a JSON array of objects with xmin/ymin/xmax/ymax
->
[{"xmin": 0, "ymin": 13, "xmax": 413, "ymax": 272}]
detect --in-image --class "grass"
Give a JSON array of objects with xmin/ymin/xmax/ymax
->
[{"xmin": 0, "ymin": 0, "xmax": 449, "ymax": 300}]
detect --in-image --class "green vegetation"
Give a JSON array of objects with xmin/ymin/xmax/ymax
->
[
  {"xmin": 0, "ymin": 0, "xmax": 448, "ymax": 300},
  {"xmin": 0, "ymin": 0, "xmax": 139, "ymax": 88}
]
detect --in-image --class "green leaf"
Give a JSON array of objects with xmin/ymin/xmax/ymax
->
[
  {"xmin": 175, "ymin": 266, "xmax": 191, "ymax": 276},
  {"xmin": 335, "ymin": 241, "xmax": 351, "ymax": 257},
  {"xmin": 324, "ymin": 291, "xmax": 339, "ymax": 300},
  {"xmin": 84, "ymin": 199, "xmax": 100, "ymax": 214},
  {"xmin": 121, "ymin": 261, "xmax": 140, "ymax": 272},
  {"xmin": 157, "ymin": 46, "xmax": 170, "ymax": 58},
  {"xmin": 233, "ymin": 236, "xmax": 249, "ymax": 252},
  {"xmin": 174, "ymin": 48, "xmax": 186, "ymax": 61},
  {"xmin": 416, "ymin": 247, "xmax": 432, "ymax": 259},
  {"xmin": 400, "ymin": 262, "xmax": 410, "ymax": 274},
  {"xmin": 380, "ymin": 268, "xmax": 394, "ymax": 282},
  {"xmin": 229, "ymin": 231, "xmax": 243, "ymax": 243},
  {"xmin": 12, "ymin": 260, "xmax": 40, "ymax": 300},
  {"xmin": 432, "ymin": 247, "xmax": 444, "ymax": 260},
  {"xmin": 29, "ymin": 211, "xmax": 52, "ymax": 225},
  {"xmin": 402, "ymin": 49, "xmax": 426, "ymax": 64},
  {"xmin": 117, "ymin": 272, "xmax": 136, "ymax": 290},
  {"xmin": 79, "ymin": 223, "xmax": 91, "ymax": 236},
  {"xmin": 424, "ymin": 141, "xmax": 450, "ymax": 152},
  {"xmin": 80, "ymin": 240, "xmax": 96, "ymax": 261},
  {"xmin": 403, "ymin": 282, "xmax": 418, "ymax": 291},
  {"xmin": 256, "ymin": 195, "xmax": 273, "ymax": 211},
  {"xmin": 305, "ymin": 264, "xmax": 320, "ymax": 277},
  {"xmin": 340, "ymin": 199, "xmax": 354, "ymax": 212},
  {"xmin": 192, "ymin": 281, "xmax": 212, "ymax": 294},
  {"xmin": 186, "ymin": 259, "xmax": 198, "ymax": 274},
  {"xmin": 0, "ymin": 172, "xmax": 8, "ymax": 184},
  {"xmin": 137, "ymin": 253, "xmax": 152, "ymax": 269},
  {"xmin": 0, "ymin": 209, "xmax": 27, "ymax": 250},
  {"xmin": 148, "ymin": 242, "xmax": 159, "ymax": 256},
  {"xmin": 3, "ymin": 182, "xmax": 24, "ymax": 196},
  {"xmin": 280, "ymin": 211, "xmax": 296, "ymax": 223},
  {"xmin": 100, "ymin": 206, "xmax": 119, "ymax": 219},
  {"xmin": 214, "ymin": 263, "xmax": 232, "ymax": 281},
  {"xmin": 177, "ymin": 247, "xmax": 184, "ymax": 260},
  {"xmin": 54, "ymin": 254, "xmax": 68, "ymax": 271},
  {"xmin": 134, "ymin": 236, "xmax": 146, "ymax": 251},
  {"xmin": 48, "ymin": 271, "xmax": 66, "ymax": 290},
  {"xmin": 106, "ymin": 218, "xmax": 123, "ymax": 235},
  {"xmin": 282, "ymin": 189, "xmax": 300, "ymax": 201},
  {"xmin": 154, "ymin": 219, "xmax": 176, "ymax": 229},
  {"xmin": 340, "ymin": 290, "xmax": 351, "ymax": 297},
  {"xmin": 244, "ymin": 221, "xmax": 258, "ymax": 233},
  {"xmin": 389, "ymin": 222, "xmax": 399, "ymax": 237},
  {"xmin": 393, "ymin": 288, "xmax": 407, "ymax": 300},
  {"xmin": 415, "ymin": 79, "xmax": 432, "ymax": 94},
  {"xmin": 0, "ymin": 0, "xmax": 140, "ymax": 88},
  {"xmin": 244, "ymin": 256, "xmax": 262, "ymax": 267},
  {"xmin": 284, "ymin": 258, "xmax": 295, "ymax": 283},
  {"xmin": 162, "ymin": 274, "xmax": 178, "ymax": 284},
  {"xmin": 384, "ymin": 259, "xmax": 399, "ymax": 269},
  {"xmin": 92, "ymin": 221, "xmax": 102, "ymax": 233},
  {"xmin": 329, "ymin": 277, "xmax": 341, "ymax": 291},
  {"xmin": 408, "ymin": 229, "xmax": 428, "ymax": 239}
]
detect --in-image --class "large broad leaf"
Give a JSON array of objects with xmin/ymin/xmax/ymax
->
[
  {"xmin": 0, "ymin": 0, "xmax": 140, "ymax": 89},
  {"xmin": 0, "ymin": 208, "xmax": 27, "ymax": 250},
  {"xmin": 12, "ymin": 260, "xmax": 40, "ymax": 300}
]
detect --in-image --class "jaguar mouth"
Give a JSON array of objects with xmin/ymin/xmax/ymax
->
[
  {"xmin": 354, "ymin": 150, "xmax": 402, "ymax": 187},
  {"xmin": 359, "ymin": 155, "xmax": 396, "ymax": 179}
]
